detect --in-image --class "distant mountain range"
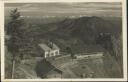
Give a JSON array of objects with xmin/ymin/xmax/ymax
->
[
  {"xmin": 15, "ymin": 16, "xmax": 121, "ymax": 45},
  {"xmin": 52, "ymin": 16, "xmax": 122, "ymax": 44}
]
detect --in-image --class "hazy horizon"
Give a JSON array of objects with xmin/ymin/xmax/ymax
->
[{"xmin": 5, "ymin": 2, "xmax": 122, "ymax": 18}]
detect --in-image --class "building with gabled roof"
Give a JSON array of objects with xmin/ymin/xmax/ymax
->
[{"xmin": 38, "ymin": 42, "xmax": 60, "ymax": 58}]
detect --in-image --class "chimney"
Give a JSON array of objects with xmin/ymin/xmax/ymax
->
[
  {"xmin": 47, "ymin": 40, "xmax": 53, "ymax": 49},
  {"xmin": 49, "ymin": 42, "xmax": 53, "ymax": 49}
]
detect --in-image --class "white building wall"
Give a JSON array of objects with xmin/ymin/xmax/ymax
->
[
  {"xmin": 54, "ymin": 50, "xmax": 60, "ymax": 56},
  {"xmin": 45, "ymin": 51, "xmax": 49, "ymax": 58},
  {"xmin": 76, "ymin": 52, "xmax": 103, "ymax": 59},
  {"xmin": 44, "ymin": 49, "xmax": 60, "ymax": 58}
]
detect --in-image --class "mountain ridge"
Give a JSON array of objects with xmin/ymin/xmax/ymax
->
[{"xmin": 52, "ymin": 16, "xmax": 121, "ymax": 44}]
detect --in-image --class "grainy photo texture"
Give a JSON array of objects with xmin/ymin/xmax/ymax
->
[{"xmin": 4, "ymin": 2, "xmax": 123, "ymax": 79}]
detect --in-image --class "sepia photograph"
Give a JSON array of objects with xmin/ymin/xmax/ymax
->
[{"xmin": 0, "ymin": 0, "xmax": 127, "ymax": 81}]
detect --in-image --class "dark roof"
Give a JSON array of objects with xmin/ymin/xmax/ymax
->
[
  {"xmin": 52, "ymin": 43, "xmax": 60, "ymax": 50},
  {"xmin": 38, "ymin": 43, "xmax": 59, "ymax": 52},
  {"xmin": 38, "ymin": 44, "xmax": 51, "ymax": 51},
  {"xmin": 35, "ymin": 59, "xmax": 62, "ymax": 78}
]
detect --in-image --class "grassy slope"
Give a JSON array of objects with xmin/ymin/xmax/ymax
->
[
  {"xmin": 70, "ymin": 52, "xmax": 122, "ymax": 78},
  {"xmin": 5, "ymin": 16, "xmax": 123, "ymax": 78}
]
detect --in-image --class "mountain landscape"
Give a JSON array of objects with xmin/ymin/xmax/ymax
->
[
  {"xmin": 4, "ymin": 2, "xmax": 123, "ymax": 79},
  {"xmin": 20, "ymin": 16, "xmax": 122, "ymax": 45}
]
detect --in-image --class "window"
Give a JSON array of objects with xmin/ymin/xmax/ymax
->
[
  {"xmin": 51, "ymin": 53, "xmax": 54, "ymax": 56},
  {"xmin": 55, "ymin": 51, "xmax": 59, "ymax": 55}
]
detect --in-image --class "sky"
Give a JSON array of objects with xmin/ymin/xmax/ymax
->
[{"xmin": 4, "ymin": 2, "xmax": 122, "ymax": 17}]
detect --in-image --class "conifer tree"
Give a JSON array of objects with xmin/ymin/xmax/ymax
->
[{"xmin": 7, "ymin": 8, "xmax": 24, "ymax": 78}]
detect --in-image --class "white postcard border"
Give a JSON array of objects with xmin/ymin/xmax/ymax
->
[{"xmin": 0, "ymin": 0, "xmax": 127, "ymax": 81}]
